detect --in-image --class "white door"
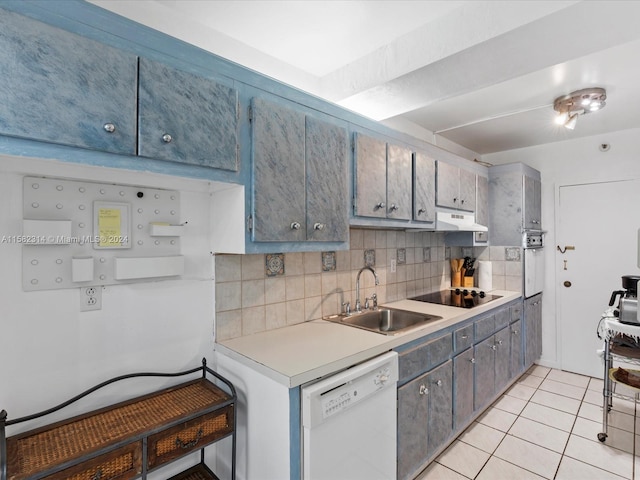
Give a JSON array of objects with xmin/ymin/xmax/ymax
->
[{"xmin": 558, "ymin": 179, "xmax": 640, "ymax": 377}]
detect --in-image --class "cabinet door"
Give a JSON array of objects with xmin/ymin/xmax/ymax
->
[
  {"xmin": 251, "ymin": 97, "xmax": 306, "ymax": 242},
  {"xmin": 0, "ymin": 9, "xmax": 137, "ymax": 154},
  {"xmin": 494, "ymin": 327, "xmax": 511, "ymax": 394},
  {"xmin": 524, "ymin": 176, "xmax": 542, "ymax": 228},
  {"xmin": 524, "ymin": 294, "xmax": 543, "ymax": 367},
  {"xmin": 510, "ymin": 319, "xmax": 523, "ymax": 377},
  {"xmin": 387, "ymin": 143, "xmax": 413, "ymax": 220},
  {"xmin": 436, "ymin": 161, "xmax": 460, "ymax": 209},
  {"xmin": 305, "ymin": 116, "xmax": 349, "ymax": 242},
  {"xmin": 397, "ymin": 373, "xmax": 429, "ymax": 480},
  {"xmin": 138, "ymin": 58, "xmax": 238, "ymax": 171},
  {"xmin": 476, "ymin": 176, "xmax": 489, "ymax": 225},
  {"xmin": 453, "ymin": 348, "xmax": 474, "ymax": 430},
  {"xmin": 413, "ymin": 152, "xmax": 436, "ymax": 222},
  {"xmin": 474, "ymin": 336, "xmax": 495, "ymax": 410},
  {"xmin": 427, "ymin": 361, "xmax": 453, "ymax": 457},
  {"xmin": 459, "ymin": 168, "xmax": 476, "ymax": 212},
  {"xmin": 354, "ymin": 134, "xmax": 387, "ymax": 218}
]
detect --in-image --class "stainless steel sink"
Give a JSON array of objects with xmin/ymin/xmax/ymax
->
[{"xmin": 325, "ymin": 308, "xmax": 443, "ymax": 335}]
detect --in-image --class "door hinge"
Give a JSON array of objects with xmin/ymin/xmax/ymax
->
[
  {"xmin": 246, "ymin": 215, "xmax": 253, "ymax": 233},
  {"xmin": 247, "ymin": 105, "xmax": 253, "ymax": 122}
]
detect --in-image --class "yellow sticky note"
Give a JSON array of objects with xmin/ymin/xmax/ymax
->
[{"xmin": 98, "ymin": 208, "xmax": 122, "ymax": 247}]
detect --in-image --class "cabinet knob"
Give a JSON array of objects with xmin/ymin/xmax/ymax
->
[
  {"xmin": 470, "ymin": 357, "xmax": 476, "ymax": 364},
  {"xmin": 496, "ymin": 340, "xmax": 503, "ymax": 346},
  {"xmin": 103, "ymin": 123, "xmax": 115, "ymax": 133},
  {"xmin": 490, "ymin": 345, "xmax": 497, "ymax": 351},
  {"xmin": 419, "ymin": 384, "xmax": 429, "ymax": 396},
  {"xmin": 512, "ymin": 330, "xmax": 519, "ymax": 335},
  {"xmin": 313, "ymin": 222, "xmax": 325, "ymax": 231},
  {"xmin": 461, "ymin": 199, "xmax": 465, "ymax": 205},
  {"xmin": 461, "ymin": 334, "xmax": 468, "ymax": 339},
  {"xmin": 453, "ymin": 197, "xmax": 458, "ymax": 203},
  {"xmin": 434, "ymin": 379, "xmax": 443, "ymax": 387},
  {"xmin": 375, "ymin": 202, "xmax": 386, "ymax": 210},
  {"xmin": 162, "ymin": 133, "xmax": 173, "ymax": 143},
  {"xmin": 418, "ymin": 208, "xmax": 426, "ymax": 215},
  {"xmin": 290, "ymin": 222, "xmax": 301, "ymax": 230},
  {"xmin": 389, "ymin": 204, "xmax": 399, "ymax": 212}
]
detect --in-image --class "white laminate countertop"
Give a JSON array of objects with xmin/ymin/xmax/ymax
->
[{"xmin": 215, "ymin": 290, "xmax": 521, "ymax": 388}]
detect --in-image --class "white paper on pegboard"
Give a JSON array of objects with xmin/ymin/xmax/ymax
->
[{"xmin": 22, "ymin": 176, "xmax": 183, "ymax": 291}]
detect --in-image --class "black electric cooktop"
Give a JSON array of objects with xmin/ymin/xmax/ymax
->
[{"xmin": 409, "ymin": 289, "xmax": 502, "ymax": 309}]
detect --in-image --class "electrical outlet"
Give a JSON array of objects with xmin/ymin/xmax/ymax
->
[
  {"xmin": 80, "ymin": 286, "xmax": 102, "ymax": 311},
  {"xmin": 390, "ymin": 258, "xmax": 397, "ymax": 273}
]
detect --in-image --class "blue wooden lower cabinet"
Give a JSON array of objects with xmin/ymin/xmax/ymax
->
[{"xmin": 395, "ymin": 299, "xmax": 528, "ymax": 480}]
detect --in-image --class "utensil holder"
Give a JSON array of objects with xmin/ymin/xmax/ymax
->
[{"xmin": 452, "ymin": 271, "xmax": 461, "ymax": 287}]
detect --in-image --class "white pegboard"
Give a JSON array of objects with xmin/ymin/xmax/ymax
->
[{"xmin": 22, "ymin": 176, "xmax": 183, "ymax": 291}]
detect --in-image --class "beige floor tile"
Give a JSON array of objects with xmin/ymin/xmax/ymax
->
[
  {"xmin": 583, "ymin": 388, "xmax": 603, "ymax": 406},
  {"xmin": 527, "ymin": 365, "xmax": 551, "ymax": 378},
  {"xmin": 517, "ymin": 373, "xmax": 544, "ymax": 389},
  {"xmin": 477, "ymin": 407, "xmax": 518, "ymax": 433},
  {"xmin": 506, "ymin": 382, "xmax": 537, "ymax": 401},
  {"xmin": 555, "ymin": 456, "xmax": 627, "ymax": 480},
  {"xmin": 459, "ymin": 421, "xmax": 505, "ymax": 454},
  {"xmin": 416, "ymin": 462, "xmax": 470, "ymax": 480},
  {"xmin": 581, "ymin": 402, "xmax": 636, "ymax": 433},
  {"xmin": 493, "ymin": 434, "xmax": 561, "ymax": 479},
  {"xmin": 571, "ymin": 416, "xmax": 634, "ymax": 454},
  {"xmin": 475, "ymin": 456, "xmax": 545, "ymax": 480},
  {"xmin": 492, "ymin": 394, "xmax": 528, "ymax": 415},
  {"xmin": 539, "ymin": 378, "xmax": 586, "ymax": 400},
  {"xmin": 520, "ymin": 402, "xmax": 576, "ymax": 432},
  {"xmin": 588, "ymin": 377, "xmax": 604, "ymax": 392},
  {"xmin": 564, "ymin": 434, "xmax": 633, "ymax": 478},
  {"xmin": 508, "ymin": 416, "xmax": 570, "ymax": 453},
  {"xmin": 530, "ymin": 389, "xmax": 581, "ymax": 415},
  {"xmin": 436, "ymin": 440, "xmax": 490, "ymax": 479},
  {"xmin": 547, "ymin": 369, "xmax": 591, "ymax": 388}
]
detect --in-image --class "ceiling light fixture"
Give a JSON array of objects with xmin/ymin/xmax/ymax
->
[{"xmin": 553, "ymin": 87, "xmax": 606, "ymax": 129}]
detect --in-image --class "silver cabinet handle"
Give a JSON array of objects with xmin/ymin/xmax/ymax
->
[
  {"xmin": 512, "ymin": 330, "xmax": 519, "ymax": 335},
  {"xmin": 162, "ymin": 133, "xmax": 173, "ymax": 143},
  {"xmin": 103, "ymin": 123, "xmax": 115, "ymax": 133},
  {"xmin": 461, "ymin": 334, "xmax": 468, "ymax": 339},
  {"xmin": 497, "ymin": 340, "xmax": 503, "ymax": 346},
  {"xmin": 419, "ymin": 384, "xmax": 429, "ymax": 396},
  {"xmin": 375, "ymin": 202, "xmax": 386, "ymax": 210},
  {"xmin": 418, "ymin": 208, "xmax": 426, "ymax": 215},
  {"xmin": 490, "ymin": 345, "xmax": 497, "ymax": 351},
  {"xmin": 290, "ymin": 222, "xmax": 301, "ymax": 230},
  {"xmin": 470, "ymin": 357, "xmax": 476, "ymax": 364},
  {"xmin": 389, "ymin": 204, "xmax": 399, "ymax": 212},
  {"xmin": 434, "ymin": 379, "xmax": 443, "ymax": 387},
  {"xmin": 313, "ymin": 223, "xmax": 325, "ymax": 231}
]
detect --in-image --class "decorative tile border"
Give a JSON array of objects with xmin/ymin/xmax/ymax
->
[
  {"xmin": 364, "ymin": 249, "xmax": 376, "ymax": 267},
  {"xmin": 505, "ymin": 247, "xmax": 521, "ymax": 261},
  {"xmin": 265, "ymin": 253, "xmax": 285, "ymax": 276},
  {"xmin": 397, "ymin": 248, "xmax": 406, "ymax": 265},
  {"xmin": 321, "ymin": 251, "xmax": 336, "ymax": 271}
]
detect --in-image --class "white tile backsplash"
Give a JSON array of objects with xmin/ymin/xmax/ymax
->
[{"xmin": 214, "ymin": 229, "xmax": 523, "ymax": 340}]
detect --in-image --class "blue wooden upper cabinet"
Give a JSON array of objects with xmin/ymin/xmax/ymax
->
[
  {"xmin": 251, "ymin": 97, "xmax": 349, "ymax": 243},
  {"xmin": 138, "ymin": 58, "xmax": 238, "ymax": 171},
  {"xmin": 0, "ymin": 8, "xmax": 137, "ymax": 155},
  {"xmin": 354, "ymin": 133, "xmax": 412, "ymax": 220}
]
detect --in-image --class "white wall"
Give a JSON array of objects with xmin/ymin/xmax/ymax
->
[
  {"xmin": 0, "ymin": 155, "xmax": 217, "ymax": 435},
  {"xmin": 483, "ymin": 127, "xmax": 640, "ymax": 368}
]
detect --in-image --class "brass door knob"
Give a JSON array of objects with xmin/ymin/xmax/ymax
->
[{"xmin": 564, "ymin": 280, "xmax": 572, "ymax": 288}]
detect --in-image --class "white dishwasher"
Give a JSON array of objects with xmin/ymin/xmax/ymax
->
[{"xmin": 302, "ymin": 351, "xmax": 399, "ymax": 480}]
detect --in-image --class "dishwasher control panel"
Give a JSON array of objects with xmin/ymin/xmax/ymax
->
[{"xmin": 302, "ymin": 352, "xmax": 398, "ymax": 428}]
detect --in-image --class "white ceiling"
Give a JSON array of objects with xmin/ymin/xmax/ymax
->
[{"xmin": 90, "ymin": 0, "xmax": 640, "ymax": 155}]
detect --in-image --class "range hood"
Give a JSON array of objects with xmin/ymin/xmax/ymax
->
[{"xmin": 436, "ymin": 211, "xmax": 488, "ymax": 232}]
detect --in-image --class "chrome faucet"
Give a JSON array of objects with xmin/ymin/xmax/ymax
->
[{"xmin": 355, "ymin": 266, "xmax": 379, "ymax": 313}]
